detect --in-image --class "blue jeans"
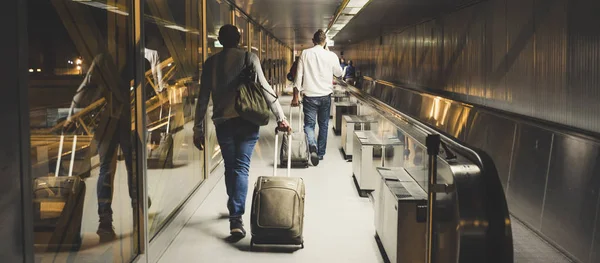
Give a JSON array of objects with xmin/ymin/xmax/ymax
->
[
  {"xmin": 215, "ymin": 117, "xmax": 260, "ymax": 218},
  {"xmin": 97, "ymin": 116, "xmax": 134, "ymax": 223},
  {"xmin": 303, "ymin": 94, "xmax": 331, "ymax": 157}
]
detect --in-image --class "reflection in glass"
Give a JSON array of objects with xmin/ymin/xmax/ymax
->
[
  {"xmin": 206, "ymin": 0, "xmax": 230, "ymax": 58},
  {"xmin": 144, "ymin": 0, "xmax": 205, "ymax": 238},
  {"xmin": 235, "ymin": 11, "xmax": 248, "ymax": 49},
  {"xmin": 252, "ymin": 25, "xmax": 260, "ymax": 56},
  {"xmin": 204, "ymin": 0, "xmax": 230, "ymax": 170},
  {"xmin": 28, "ymin": 0, "xmax": 138, "ymax": 261}
]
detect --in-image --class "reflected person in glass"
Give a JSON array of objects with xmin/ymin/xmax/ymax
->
[
  {"xmin": 193, "ymin": 25, "xmax": 290, "ymax": 238},
  {"xmin": 66, "ymin": 53, "xmax": 153, "ymax": 243}
]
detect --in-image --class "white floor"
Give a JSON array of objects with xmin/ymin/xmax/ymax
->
[{"xmin": 157, "ymin": 100, "xmax": 385, "ymax": 263}]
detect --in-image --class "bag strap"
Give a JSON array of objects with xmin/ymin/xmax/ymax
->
[
  {"xmin": 244, "ymin": 51, "xmax": 250, "ymax": 72},
  {"xmin": 243, "ymin": 51, "xmax": 279, "ymax": 101}
]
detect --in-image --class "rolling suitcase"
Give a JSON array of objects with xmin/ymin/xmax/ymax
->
[
  {"xmin": 280, "ymin": 104, "xmax": 310, "ymax": 168},
  {"xmin": 250, "ymin": 129, "xmax": 305, "ymax": 249},
  {"xmin": 33, "ymin": 134, "xmax": 86, "ymax": 252}
]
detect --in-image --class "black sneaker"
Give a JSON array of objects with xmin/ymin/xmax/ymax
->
[
  {"xmin": 97, "ymin": 222, "xmax": 117, "ymax": 243},
  {"xmin": 230, "ymin": 218, "xmax": 246, "ymax": 237},
  {"xmin": 309, "ymin": 145, "xmax": 319, "ymax": 166}
]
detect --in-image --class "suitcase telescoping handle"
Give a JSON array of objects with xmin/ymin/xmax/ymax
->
[
  {"xmin": 288, "ymin": 103, "xmax": 303, "ymax": 131},
  {"xmin": 54, "ymin": 134, "xmax": 78, "ymax": 177},
  {"xmin": 273, "ymin": 129, "xmax": 292, "ymax": 177}
]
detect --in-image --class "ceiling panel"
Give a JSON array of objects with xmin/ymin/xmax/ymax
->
[
  {"xmin": 232, "ymin": 0, "xmax": 342, "ymax": 49},
  {"xmin": 333, "ymin": 0, "xmax": 479, "ymax": 48},
  {"xmin": 231, "ymin": 0, "xmax": 477, "ymax": 50}
]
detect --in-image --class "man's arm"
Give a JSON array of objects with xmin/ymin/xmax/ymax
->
[
  {"xmin": 193, "ymin": 66, "xmax": 211, "ymax": 137},
  {"xmin": 330, "ymin": 52, "xmax": 344, "ymax": 78},
  {"xmin": 67, "ymin": 58, "xmax": 99, "ymax": 123},
  {"xmin": 292, "ymin": 52, "xmax": 304, "ymax": 106},
  {"xmin": 293, "ymin": 52, "xmax": 304, "ymax": 92},
  {"xmin": 251, "ymin": 53, "xmax": 286, "ymax": 122},
  {"xmin": 145, "ymin": 48, "xmax": 165, "ymax": 92}
]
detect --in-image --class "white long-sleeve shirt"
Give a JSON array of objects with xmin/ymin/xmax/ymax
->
[
  {"xmin": 144, "ymin": 48, "xmax": 165, "ymax": 92},
  {"xmin": 294, "ymin": 45, "xmax": 344, "ymax": 97}
]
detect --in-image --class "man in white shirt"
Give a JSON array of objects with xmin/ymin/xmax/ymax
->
[{"xmin": 292, "ymin": 29, "xmax": 344, "ymax": 166}]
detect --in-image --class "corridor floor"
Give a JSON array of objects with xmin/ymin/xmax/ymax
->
[{"xmin": 157, "ymin": 100, "xmax": 384, "ymax": 263}]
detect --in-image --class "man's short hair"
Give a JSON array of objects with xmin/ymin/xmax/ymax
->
[
  {"xmin": 218, "ymin": 24, "xmax": 241, "ymax": 47},
  {"xmin": 312, "ymin": 29, "xmax": 327, "ymax": 45}
]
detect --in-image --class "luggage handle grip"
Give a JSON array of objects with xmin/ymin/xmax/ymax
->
[
  {"xmin": 288, "ymin": 103, "xmax": 303, "ymax": 131},
  {"xmin": 273, "ymin": 130, "xmax": 292, "ymax": 177},
  {"xmin": 55, "ymin": 134, "xmax": 78, "ymax": 177}
]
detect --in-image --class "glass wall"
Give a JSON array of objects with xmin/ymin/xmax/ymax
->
[
  {"xmin": 205, "ymin": 0, "xmax": 231, "ymax": 171},
  {"xmin": 206, "ymin": 0, "xmax": 230, "ymax": 58},
  {"xmin": 261, "ymin": 31, "xmax": 268, "ymax": 63},
  {"xmin": 144, "ymin": 0, "xmax": 205, "ymax": 238},
  {"xmin": 235, "ymin": 11, "xmax": 248, "ymax": 50},
  {"xmin": 28, "ymin": 0, "xmax": 140, "ymax": 262},
  {"xmin": 23, "ymin": 0, "xmax": 287, "ymax": 262},
  {"xmin": 252, "ymin": 24, "xmax": 260, "ymax": 56}
]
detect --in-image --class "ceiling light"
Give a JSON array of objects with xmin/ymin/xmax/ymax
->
[
  {"xmin": 342, "ymin": 7, "xmax": 362, "ymax": 15},
  {"xmin": 332, "ymin": 24, "xmax": 346, "ymax": 31},
  {"xmin": 165, "ymin": 25, "xmax": 189, "ymax": 32},
  {"xmin": 327, "ymin": 0, "xmax": 371, "ymax": 39},
  {"xmin": 72, "ymin": 0, "xmax": 129, "ymax": 16},
  {"xmin": 347, "ymin": 0, "xmax": 369, "ymax": 8}
]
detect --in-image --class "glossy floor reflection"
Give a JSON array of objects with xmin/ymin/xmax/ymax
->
[{"xmin": 158, "ymin": 98, "xmax": 384, "ymax": 263}]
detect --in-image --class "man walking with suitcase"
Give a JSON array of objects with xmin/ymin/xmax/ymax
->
[
  {"xmin": 292, "ymin": 29, "xmax": 344, "ymax": 166},
  {"xmin": 193, "ymin": 25, "xmax": 289, "ymax": 238}
]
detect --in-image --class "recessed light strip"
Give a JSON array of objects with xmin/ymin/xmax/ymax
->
[{"xmin": 326, "ymin": 0, "xmax": 372, "ymax": 40}]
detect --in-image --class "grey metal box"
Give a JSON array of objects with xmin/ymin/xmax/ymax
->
[
  {"xmin": 341, "ymin": 115, "xmax": 378, "ymax": 158},
  {"xmin": 381, "ymin": 179, "xmax": 427, "ymax": 263},
  {"xmin": 332, "ymin": 102, "xmax": 357, "ymax": 135},
  {"xmin": 352, "ymin": 131, "xmax": 402, "ymax": 195}
]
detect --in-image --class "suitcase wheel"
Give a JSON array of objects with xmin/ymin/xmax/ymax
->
[{"xmin": 301, "ymin": 242, "xmax": 304, "ymax": 249}]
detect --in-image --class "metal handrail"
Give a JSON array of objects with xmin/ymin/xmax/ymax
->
[
  {"xmin": 339, "ymin": 78, "xmax": 513, "ymax": 262},
  {"xmin": 364, "ymin": 76, "xmax": 600, "ymax": 143}
]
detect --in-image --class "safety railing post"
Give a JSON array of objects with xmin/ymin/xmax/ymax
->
[{"xmin": 426, "ymin": 134, "xmax": 440, "ymax": 263}]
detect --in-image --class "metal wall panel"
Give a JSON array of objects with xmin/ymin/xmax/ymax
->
[
  {"xmin": 541, "ymin": 135, "xmax": 600, "ymax": 263},
  {"xmin": 465, "ymin": 111, "xmax": 516, "ymax": 191},
  {"xmin": 485, "ymin": 0, "xmax": 508, "ymax": 108},
  {"xmin": 464, "ymin": 5, "xmax": 486, "ymax": 106},
  {"xmin": 345, "ymin": 0, "xmax": 600, "ymax": 134},
  {"xmin": 506, "ymin": 124, "xmax": 553, "ymax": 230},
  {"xmin": 566, "ymin": 0, "xmax": 600, "ymax": 135},
  {"xmin": 533, "ymin": 0, "xmax": 568, "ymax": 124},
  {"xmin": 504, "ymin": 0, "xmax": 535, "ymax": 117}
]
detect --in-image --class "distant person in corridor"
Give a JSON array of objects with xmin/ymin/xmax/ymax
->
[
  {"xmin": 292, "ymin": 29, "xmax": 344, "ymax": 166},
  {"xmin": 344, "ymin": 60, "xmax": 356, "ymax": 85},
  {"xmin": 193, "ymin": 25, "xmax": 289, "ymax": 238}
]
